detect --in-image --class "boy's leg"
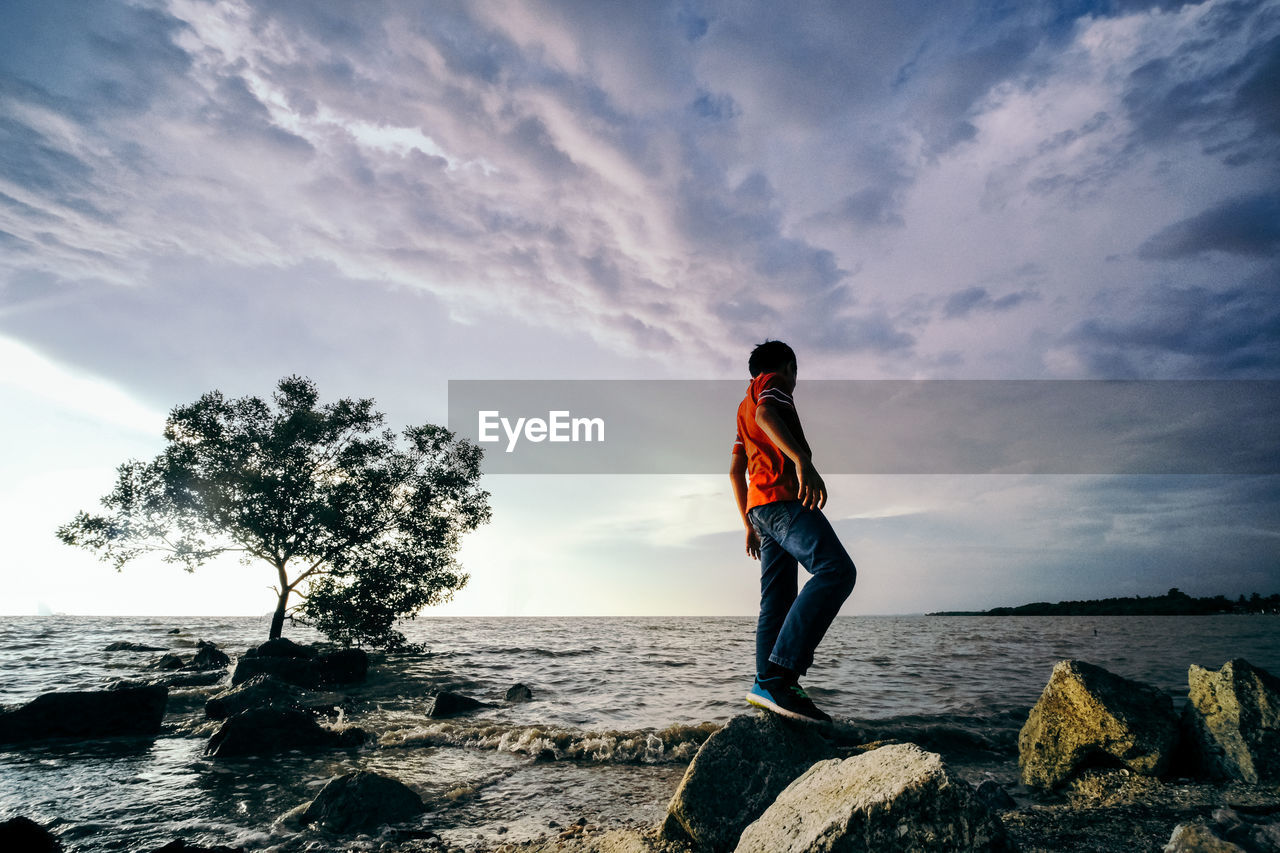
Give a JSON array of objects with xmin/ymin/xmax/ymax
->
[
  {"xmin": 755, "ymin": 529, "xmax": 798, "ymax": 681},
  {"xmin": 768, "ymin": 505, "xmax": 856, "ymax": 675}
]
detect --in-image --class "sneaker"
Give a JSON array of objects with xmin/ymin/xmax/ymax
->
[{"xmin": 745, "ymin": 679, "xmax": 833, "ymax": 724}]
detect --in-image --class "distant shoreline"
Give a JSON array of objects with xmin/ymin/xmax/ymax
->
[{"xmin": 930, "ymin": 588, "xmax": 1280, "ymax": 617}]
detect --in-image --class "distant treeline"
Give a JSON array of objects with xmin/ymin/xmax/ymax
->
[{"xmin": 933, "ymin": 588, "xmax": 1280, "ymax": 616}]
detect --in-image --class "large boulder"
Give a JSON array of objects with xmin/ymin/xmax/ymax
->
[
  {"xmin": 0, "ymin": 816, "xmax": 61, "ymax": 852},
  {"xmin": 205, "ymin": 707, "xmax": 363, "ymax": 757},
  {"xmin": 231, "ymin": 647, "xmax": 367, "ymax": 687},
  {"xmin": 1184, "ymin": 659, "xmax": 1280, "ymax": 783},
  {"xmin": 659, "ymin": 713, "xmax": 834, "ymax": 853},
  {"xmin": 244, "ymin": 637, "xmax": 316, "ymax": 659},
  {"xmin": 205, "ymin": 674, "xmax": 337, "ymax": 720},
  {"xmin": 735, "ymin": 743, "xmax": 1014, "ymax": 853},
  {"xmin": 291, "ymin": 770, "xmax": 425, "ymax": 833},
  {"xmin": 1165, "ymin": 806, "xmax": 1280, "ymax": 853},
  {"xmin": 0, "ymin": 686, "xmax": 168, "ymax": 744},
  {"xmin": 1018, "ymin": 660, "xmax": 1178, "ymax": 789}
]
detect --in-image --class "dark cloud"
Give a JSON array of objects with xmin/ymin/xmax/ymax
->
[
  {"xmin": 943, "ymin": 286, "xmax": 1039, "ymax": 318},
  {"xmin": 1139, "ymin": 193, "xmax": 1280, "ymax": 259},
  {"xmin": 1122, "ymin": 23, "xmax": 1280, "ymax": 164},
  {"xmin": 1067, "ymin": 275, "xmax": 1280, "ymax": 377}
]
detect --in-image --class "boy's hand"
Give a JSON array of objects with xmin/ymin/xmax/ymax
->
[
  {"xmin": 746, "ymin": 527, "xmax": 761, "ymax": 560},
  {"xmin": 797, "ymin": 459, "xmax": 827, "ymax": 510}
]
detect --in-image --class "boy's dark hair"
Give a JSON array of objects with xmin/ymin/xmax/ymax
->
[{"xmin": 749, "ymin": 340, "xmax": 796, "ymax": 377}]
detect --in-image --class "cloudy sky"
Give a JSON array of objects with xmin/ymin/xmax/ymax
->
[{"xmin": 1, "ymin": 0, "xmax": 1277, "ymax": 617}]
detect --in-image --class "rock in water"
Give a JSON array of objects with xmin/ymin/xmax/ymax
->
[
  {"xmin": 232, "ymin": 647, "xmax": 367, "ymax": 687},
  {"xmin": 506, "ymin": 683, "xmax": 534, "ymax": 702},
  {"xmin": 735, "ymin": 743, "xmax": 1014, "ymax": 853},
  {"xmin": 0, "ymin": 686, "xmax": 167, "ymax": 744},
  {"xmin": 1018, "ymin": 660, "xmax": 1178, "ymax": 789},
  {"xmin": 104, "ymin": 641, "xmax": 166, "ymax": 652},
  {"xmin": 1184, "ymin": 658, "xmax": 1280, "ymax": 783},
  {"xmin": 315, "ymin": 648, "xmax": 368, "ymax": 684},
  {"xmin": 189, "ymin": 640, "xmax": 231, "ymax": 671},
  {"xmin": 205, "ymin": 707, "xmax": 363, "ymax": 757},
  {"xmin": 205, "ymin": 674, "xmax": 329, "ymax": 720},
  {"xmin": 150, "ymin": 653, "xmax": 188, "ymax": 671},
  {"xmin": 294, "ymin": 770, "xmax": 425, "ymax": 833},
  {"xmin": 427, "ymin": 691, "xmax": 486, "ymax": 718},
  {"xmin": 659, "ymin": 712, "xmax": 833, "ymax": 853},
  {"xmin": 0, "ymin": 816, "xmax": 61, "ymax": 852},
  {"xmin": 244, "ymin": 638, "xmax": 316, "ymax": 659}
]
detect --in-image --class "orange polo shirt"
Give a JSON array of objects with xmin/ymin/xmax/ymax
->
[{"xmin": 733, "ymin": 372, "xmax": 812, "ymax": 511}]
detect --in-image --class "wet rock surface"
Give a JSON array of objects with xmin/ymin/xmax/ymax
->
[
  {"xmin": 734, "ymin": 743, "xmax": 1014, "ymax": 853},
  {"xmin": 231, "ymin": 644, "xmax": 367, "ymax": 687},
  {"xmin": 659, "ymin": 712, "xmax": 834, "ymax": 853},
  {"xmin": 1019, "ymin": 659, "xmax": 1179, "ymax": 789},
  {"xmin": 188, "ymin": 640, "xmax": 231, "ymax": 671},
  {"xmin": 0, "ymin": 685, "xmax": 168, "ymax": 744},
  {"xmin": 204, "ymin": 673, "xmax": 338, "ymax": 720},
  {"xmin": 428, "ymin": 690, "xmax": 489, "ymax": 718},
  {"xmin": 1185, "ymin": 659, "xmax": 1280, "ymax": 783},
  {"xmin": 204, "ymin": 706, "xmax": 364, "ymax": 757},
  {"xmin": 290, "ymin": 770, "xmax": 426, "ymax": 833}
]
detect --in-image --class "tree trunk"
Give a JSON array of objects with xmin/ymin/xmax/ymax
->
[{"xmin": 269, "ymin": 564, "xmax": 290, "ymax": 640}]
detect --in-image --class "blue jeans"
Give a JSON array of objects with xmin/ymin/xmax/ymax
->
[{"xmin": 747, "ymin": 499, "xmax": 856, "ymax": 678}]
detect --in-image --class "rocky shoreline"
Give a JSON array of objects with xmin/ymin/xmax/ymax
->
[{"xmin": 1, "ymin": 636, "xmax": 1277, "ymax": 853}]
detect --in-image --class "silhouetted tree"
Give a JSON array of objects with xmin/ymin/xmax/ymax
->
[{"xmin": 57, "ymin": 376, "xmax": 490, "ymax": 649}]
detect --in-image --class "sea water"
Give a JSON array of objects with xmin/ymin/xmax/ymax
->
[{"xmin": 1, "ymin": 615, "xmax": 1276, "ymax": 851}]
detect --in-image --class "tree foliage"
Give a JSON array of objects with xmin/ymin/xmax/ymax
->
[{"xmin": 57, "ymin": 376, "xmax": 491, "ymax": 649}]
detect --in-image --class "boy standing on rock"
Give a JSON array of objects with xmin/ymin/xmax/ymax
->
[{"xmin": 730, "ymin": 340, "xmax": 857, "ymax": 724}]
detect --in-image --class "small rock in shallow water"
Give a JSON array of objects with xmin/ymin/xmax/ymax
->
[
  {"xmin": 427, "ymin": 690, "xmax": 487, "ymax": 717},
  {"xmin": 188, "ymin": 640, "xmax": 230, "ymax": 671},
  {"xmin": 151, "ymin": 653, "xmax": 188, "ymax": 671},
  {"xmin": 104, "ymin": 641, "xmax": 166, "ymax": 652},
  {"xmin": 506, "ymin": 683, "xmax": 534, "ymax": 702}
]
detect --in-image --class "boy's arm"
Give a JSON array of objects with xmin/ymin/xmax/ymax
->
[
  {"xmin": 730, "ymin": 448, "xmax": 761, "ymax": 559},
  {"xmin": 756, "ymin": 403, "xmax": 827, "ymax": 509}
]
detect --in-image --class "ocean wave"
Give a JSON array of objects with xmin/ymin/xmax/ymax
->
[
  {"xmin": 378, "ymin": 719, "xmax": 720, "ymax": 764},
  {"xmin": 484, "ymin": 646, "xmax": 603, "ymax": 658}
]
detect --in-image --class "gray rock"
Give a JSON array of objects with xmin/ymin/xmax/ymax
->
[
  {"xmin": 427, "ymin": 691, "xmax": 487, "ymax": 718},
  {"xmin": 506, "ymin": 683, "xmax": 534, "ymax": 703},
  {"xmin": 0, "ymin": 686, "xmax": 168, "ymax": 744},
  {"xmin": 0, "ymin": 816, "xmax": 61, "ymax": 852},
  {"xmin": 1164, "ymin": 823, "xmax": 1249, "ymax": 853},
  {"xmin": 1184, "ymin": 659, "xmax": 1280, "ymax": 783},
  {"xmin": 1018, "ymin": 660, "xmax": 1179, "ymax": 789},
  {"xmin": 294, "ymin": 770, "xmax": 425, "ymax": 833},
  {"xmin": 735, "ymin": 743, "xmax": 1014, "ymax": 853},
  {"xmin": 205, "ymin": 707, "xmax": 363, "ymax": 757},
  {"xmin": 659, "ymin": 712, "xmax": 833, "ymax": 853}
]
